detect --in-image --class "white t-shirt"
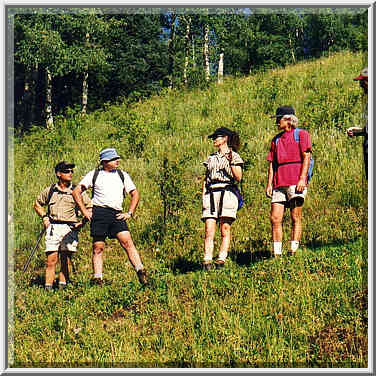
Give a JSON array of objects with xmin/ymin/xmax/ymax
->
[{"xmin": 79, "ymin": 169, "xmax": 136, "ymax": 211}]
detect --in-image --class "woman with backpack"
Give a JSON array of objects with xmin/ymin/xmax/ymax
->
[
  {"xmin": 265, "ymin": 106, "xmax": 313, "ymax": 257},
  {"xmin": 201, "ymin": 127, "xmax": 244, "ymax": 270}
]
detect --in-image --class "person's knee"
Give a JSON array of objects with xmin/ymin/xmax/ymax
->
[
  {"xmin": 93, "ymin": 243, "xmax": 104, "ymax": 255},
  {"xmin": 270, "ymin": 213, "xmax": 282, "ymax": 225},
  {"xmin": 220, "ymin": 223, "xmax": 231, "ymax": 238},
  {"xmin": 46, "ymin": 254, "xmax": 58, "ymax": 268}
]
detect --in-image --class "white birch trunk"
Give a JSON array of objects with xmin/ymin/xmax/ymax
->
[
  {"xmin": 218, "ymin": 52, "xmax": 224, "ymax": 84},
  {"xmin": 203, "ymin": 24, "xmax": 210, "ymax": 82},
  {"xmin": 183, "ymin": 16, "xmax": 191, "ymax": 86},
  {"xmin": 82, "ymin": 70, "xmax": 88, "ymax": 115},
  {"xmin": 45, "ymin": 68, "xmax": 53, "ymax": 129}
]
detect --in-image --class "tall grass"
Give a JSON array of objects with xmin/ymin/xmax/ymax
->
[{"xmin": 10, "ymin": 51, "xmax": 367, "ymax": 368}]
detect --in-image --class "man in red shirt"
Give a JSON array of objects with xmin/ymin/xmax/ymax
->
[{"xmin": 265, "ymin": 106, "xmax": 313, "ymax": 257}]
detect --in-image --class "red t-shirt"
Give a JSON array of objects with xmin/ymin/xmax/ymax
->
[{"xmin": 267, "ymin": 128, "xmax": 312, "ymax": 188}]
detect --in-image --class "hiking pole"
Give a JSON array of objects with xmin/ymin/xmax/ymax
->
[{"xmin": 23, "ymin": 227, "xmax": 46, "ymax": 272}]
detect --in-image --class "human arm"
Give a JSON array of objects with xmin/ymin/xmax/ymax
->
[
  {"xmin": 226, "ymin": 149, "xmax": 243, "ymax": 182},
  {"xmin": 265, "ymin": 162, "xmax": 274, "ymax": 198},
  {"xmin": 116, "ymin": 189, "xmax": 140, "ymax": 221},
  {"xmin": 72, "ymin": 184, "xmax": 92, "ymax": 220},
  {"xmin": 296, "ymin": 151, "xmax": 311, "ymax": 193},
  {"xmin": 347, "ymin": 127, "xmax": 366, "ymax": 137},
  {"xmin": 33, "ymin": 200, "xmax": 51, "ymax": 229}
]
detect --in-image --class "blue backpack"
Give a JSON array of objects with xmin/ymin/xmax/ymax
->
[{"xmin": 275, "ymin": 128, "xmax": 314, "ymax": 183}]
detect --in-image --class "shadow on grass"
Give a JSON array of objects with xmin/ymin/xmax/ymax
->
[
  {"xmin": 29, "ymin": 274, "xmax": 44, "ymax": 288},
  {"xmin": 170, "ymin": 256, "xmax": 202, "ymax": 275},
  {"xmin": 304, "ymin": 236, "xmax": 363, "ymax": 251}
]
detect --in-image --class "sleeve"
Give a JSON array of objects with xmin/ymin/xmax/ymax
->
[
  {"xmin": 266, "ymin": 140, "xmax": 276, "ymax": 162},
  {"xmin": 79, "ymin": 170, "xmax": 95, "ymax": 190},
  {"xmin": 35, "ymin": 186, "xmax": 51, "ymax": 206},
  {"xmin": 299, "ymin": 130, "xmax": 312, "ymax": 153},
  {"xmin": 122, "ymin": 171, "xmax": 137, "ymax": 194},
  {"xmin": 82, "ymin": 191, "xmax": 93, "ymax": 209},
  {"xmin": 231, "ymin": 152, "xmax": 244, "ymax": 166}
]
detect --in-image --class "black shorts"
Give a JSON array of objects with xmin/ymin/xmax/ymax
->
[{"xmin": 90, "ymin": 206, "xmax": 129, "ymax": 240}]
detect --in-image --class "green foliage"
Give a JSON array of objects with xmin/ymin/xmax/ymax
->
[{"xmin": 11, "ymin": 51, "xmax": 367, "ymax": 367}]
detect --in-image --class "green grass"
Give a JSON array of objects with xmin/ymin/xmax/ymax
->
[{"xmin": 10, "ymin": 51, "xmax": 368, "ymax": 368}]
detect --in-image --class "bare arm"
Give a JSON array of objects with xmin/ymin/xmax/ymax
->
[
  {"xmin": 72, "ymin": 184, "xmax": 92, "ymax": 220},
  {"xmin": 296, "ymin": 151, "xmax": 311, "ymax": 193},
  {"xmin": 116, "ymin": 189, "xmax": 140, "ymax": 221},
  {"xmin": 33, "ymin": 201, "xmax": 50, "ymax": 229},
  {"xmin": 265, "ymin": 162, "xmax": 274, "ymax": 198},
  {"xmin": 230, "ymin": 165, "xmax": 242, "ymax": 182}
]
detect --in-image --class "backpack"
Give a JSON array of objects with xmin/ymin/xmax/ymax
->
[
  {"xmin": 91, "ymin": 168, "xmax": 125, "ymax": 198},
  {"xmin": 45, "ymin": 184, "xmax": 76, "ymax": 215},
  {"xmin": 274, "ymin": 128, "xmax": 314, "ymax": 183}
]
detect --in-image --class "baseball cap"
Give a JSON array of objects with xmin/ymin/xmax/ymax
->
[
  {"xmin": 55, "ymin": 161, "xmax": 75, "ymax": 173},
  {"xmin": 208, "ymin": 127, "xmax": 233, "ymax": 139}
]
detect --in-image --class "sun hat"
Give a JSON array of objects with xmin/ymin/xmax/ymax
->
[
  {"xmin": 353, "ymin": 67, "xmax": 368, "ymax": 81},
  {"xmin": 99, "ymin": 148, "xmax": 121, "ymax": 162},
  {"xmin": 55, "ymin": 161, "xmax": 75, "ymax": 173},
  {"xmin": 208, "ymin": 127, "xmax": 233, "ymax": 139}
]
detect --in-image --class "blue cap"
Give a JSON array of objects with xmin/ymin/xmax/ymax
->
[{"xmin": 99, "ymin": 148, "xmax": 121, "ymax": 162}]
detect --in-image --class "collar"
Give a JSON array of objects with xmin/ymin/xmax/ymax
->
[{"xmin": 55, "ymin": 182, "xmax": 73, "ymax": 193}]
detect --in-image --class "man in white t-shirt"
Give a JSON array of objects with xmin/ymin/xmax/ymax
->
[{"xmin": 72, "ymin": 148, "xmax": 147, "ymax": 285}]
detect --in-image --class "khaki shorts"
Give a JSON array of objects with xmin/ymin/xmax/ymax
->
[
  {"xmin": 202, "ymin": 188, "xmax": 238, "ymax": 221},
  {"xmin": 45, "ymin": 223, "xmax": 78, "ymax": 253},
  {"xmin": 272, "ymin": 185, "xmax": 307, "ymax": 205}
]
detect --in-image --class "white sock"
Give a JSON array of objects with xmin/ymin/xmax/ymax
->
[
  {"xmin": 94, "ymin": 273, "xmax": 103, "ymax": 279},
  {"xmin": 135, "ymin": 264, "xmax": 144, "ymax": 272},
  {"xmin": 290, "ymin": 241, "xmax": 299, "ymax": 252},
  {"xmin": 273, "ymin": 242, "xmax": 282, "ymax": 255},
  {"xmin": 217, "ymin": 250, "xmax": 228, "ymax": 262},
  {"xmin": 59, "ymin": 282, "xmax": 67, "ymax": 286}
]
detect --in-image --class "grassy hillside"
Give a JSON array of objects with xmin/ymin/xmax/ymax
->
[{"xmin": 10, "ymin": 51, "xmax": 368, "ymax": 368}]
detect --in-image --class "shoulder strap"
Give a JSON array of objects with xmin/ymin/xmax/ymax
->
[
  {"xmin": 117, "ymin": 169, "xmax": 126, "ymax": 197},
  {"xmin": 92, "ymin": 169, "xmax": 100, "ymax": 199},
  {"xmin": 293, "ymin": 128, "xmax": 300, "ymax": 142},
  {"xmin": 116, "ymin": 169, "xmax": 125, "ymax": 183},
  {"xmin": 46, "ymin": 184, "xmax": 56, "ymax": 206}
]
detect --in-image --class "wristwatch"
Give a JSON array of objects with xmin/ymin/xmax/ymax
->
[{"xmin": 127, "ymin": 211, "xmax": 133, "ymax": 217}]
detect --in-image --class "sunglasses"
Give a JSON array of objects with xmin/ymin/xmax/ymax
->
[{"xmin": 60, "ymin": 169, "xmax": 74, "ymax": 173}]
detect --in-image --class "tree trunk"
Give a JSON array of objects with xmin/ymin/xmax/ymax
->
[
  {"xmin": 168, "ymin": 13, "xmax": 176, "ymax": 89},
  {"xmin": 203, "ymin": 24, "xmax": 210, "ymax": 82},
  {"xmin": 82, "ymin": 69, "xmax": 88, "ymax": 115},
  {"xmin": 45, "ymin": 68, "xmax": 53, "ymax": 129},
  {"xmin": 183, "ymin": 16, "xmax": 191, "ymax": 86},
  {"xmin": 217, "ymin": 52, "xmax": 224, "ymax": 84},
  {"xmin": 289, "ymin": 35, "xmax": 296, "ymax": 64}
]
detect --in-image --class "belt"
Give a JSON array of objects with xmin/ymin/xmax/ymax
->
[
  {"xmin": 206, "ymin": 184, "xmax": 237, "ymax": 217},
  {"xmin": 49, "ymin": 220, "xmax": 76, "ymax": 227}
]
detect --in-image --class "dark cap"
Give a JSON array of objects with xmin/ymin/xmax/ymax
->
[
  {"xmin": 274, "ymin": 106, "xmax": 296, "ymax": 119},
  {"xmin": 208, "ymin": 127, "xmax": 233, "ymax": 139},
  {"xmin": 55, "ymin": 161, "xmax": 75, "ymax": 173}
]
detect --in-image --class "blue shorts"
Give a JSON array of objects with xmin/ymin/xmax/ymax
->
[{"xmin": 90, "ymin": 206, "xmax": 129, "ymax": 241}]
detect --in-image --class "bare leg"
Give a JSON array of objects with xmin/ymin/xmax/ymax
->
[
  {"xmin": 92, "ymin": 240, "xmax": 105, "ymax": 276},
  {"xmin": 218, "ymin": 218, "xmax": 232, "ymax": 262},
  {"xmin": 45, "ymin": 251, "xmax": 58, "ymax": 286},
  {"xmin": 270, "ymin": 203, "xmax": 285, "ymax": 242},
  {"xmin": 290, "ymin": 199, "xmax": 303, "ymax": 242},
  {"xmin": 203, "ymin": 219, "xmax": 216, "ymax": 263},
  {"xmin": 59, "ymin": 251, "xmax": 72, "ymax": 284},
  {"xmin": 116, "ymin": 231, "xmax": 143, "ymax": 269}
]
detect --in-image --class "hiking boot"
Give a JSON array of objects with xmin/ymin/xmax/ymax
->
[
  {"xmin": 44, "ymin": 285, "xmax": 53, "ymax": 292},
  {"xmin": 137, "ymin": 269, "xmax": 148, "ymax": 285},
  {"xmin": 90, "ymin": 277, "xmax": 103, "ymax": 286},
  {"xmin": 215, "ymin": 260, "xmax": 225, "ymax": 269},
  {"xmin": 202, "ymin": 262, "xmax": 212, "ymax": 271},
  {"xmin": 58, "ymin": 283, "xmax": 67, "ymax": 290},
  {"xmin": 287, "ymin": 250, "xmax": 296, "ymax": 257}
]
